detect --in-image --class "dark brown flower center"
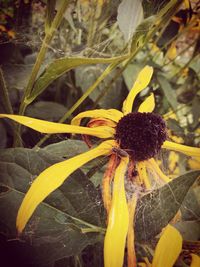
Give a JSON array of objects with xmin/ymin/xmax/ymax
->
[{"xmin": 115, "ymin": 112, "xmax": 167, "ymax": 161}]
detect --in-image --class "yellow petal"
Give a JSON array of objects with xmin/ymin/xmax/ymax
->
[
  {"xmin": 87, "ymin": 118, "xmax": 117, "ymax": 128},
  {"xmin": 127, "ymin": 194, "xmax": 137, "ymax": 267},
  {"xmin": 102, "ymin": 154, "xmax": 118, "ymax": 214},
  {"xmin": 166, "ymin": 42, "xmax": 177, "ymax": 60},
  {"xmin": 146, "ymin": 158, "xmax": 170, "ymax": 183},
  {"xmin": 71, "ymin": 109, "xmax": 123, "ymax": 125},
  {"xmin": 162, "ymin": 141, "xmax": 200, "ymax": 158},
  {"xmin": 138, "ymin": 257, "xmax": 152, "ymax": 267},
  {"xmin": 188, "ymin": 158, "xmax": 200, "ymax": 170},
  {"xmin": 16, "ymin": 140, "xmax": 115, "ymax": 233},
  {"xmin": 137, "ymin": 161, "xmax": 151, "ymax": 189},
  {"xmin": 190, "ymin": 254, "xmax": 200, "ymax": 267},
  {"xmin": 0, "ymin": 114, "xmax": 114, "ymax": 138},
  {"xmin": 122, "ymin": 66, "xmax": 153, "ymax": 114},
  {"xmin": 152, "ymin": 225, "xmax": 182, "ymax": 267},
  {"xmin": 104, "ymin": 156, "xmax": 129, "ymax": 267},
  {"xmin": 184, "ymin": 0, "xmax": 190, "ymax": 9},
  {"xmin": 138, "ymin": 93, "xmax": 155, "ymax": 113}
]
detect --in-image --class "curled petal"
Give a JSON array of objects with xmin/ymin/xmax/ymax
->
[
  {"xmin": 138, "ymin": 93, "xmax": 155, "ymax": 113},
  {"xmin": 87, "ymin": 118, "xmax": 117, "ymax": 128},
  {"xmin": 16, "ymin": 140, "xmax": 115, "ymax": 233},
  {"xmin": 0, "ymin": 114, "xmax": 114, "ymax": 138},
  {"xmin": 71, "ymin": 109, "xmax": 123, "ymax": 125},
  {"xmin": 162, "ymin": 141, "xmax": 200, "ymax": 158},
  {"xmin": 122, "ymin": 66, "xmax": 153, "ymax": 114},
  {"xmin": 152, "ymin": 225, "xmax": 182, "ymax": 267},
  {"xmin": 190, "ymin": 254, "xmax": 200, "ymax": 267},
  {"xmin": 104, "ymin": 156, "xmax": 129, "ymax": 267}
]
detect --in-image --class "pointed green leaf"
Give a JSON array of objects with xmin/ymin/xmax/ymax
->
[
  {"xmin": 28, "ymin": 56, "xmax": 126, "ymax": 103},
  {"xmin": 0, "ymin": 146, "xmax": 103, "ymax": 266},
  {"xmin": 157, "ymin": 73, "xmax": 178, "ymax": 110},
  {"xmin": 135, "ymin": 171, "xmax": 200, "ymax": 241}
]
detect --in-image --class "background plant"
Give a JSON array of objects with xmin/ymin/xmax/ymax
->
[{"xmin": 0, "ymin": 0, "xmax": 199, "ymax": 266}]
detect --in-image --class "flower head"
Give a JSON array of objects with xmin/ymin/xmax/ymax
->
[
  {"xmin": 115, "ymin": 112, "xmax": 167, "ymax": 161},
  {"xmin": 1, "ymin": 65, "xmax": 200, "ymax": 267}
]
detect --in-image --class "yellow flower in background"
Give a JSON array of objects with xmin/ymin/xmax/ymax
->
[
  {"xmin": 139, "ymin": 224, "xmax": 200, "ymax": 267},
  {"xmin": 1, "ymin": 65, "xmax": 200, "ymax": 267}
]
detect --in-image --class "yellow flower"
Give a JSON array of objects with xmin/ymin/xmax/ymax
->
[
  {"xmin": 1, "ymin": 66, "xmax": 200, "ymax": 267},
  {"xmin": 139, "ymin": 225, "xmax": 200, "ymax": 267}
]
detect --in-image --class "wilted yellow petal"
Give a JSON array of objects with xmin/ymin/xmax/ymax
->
[
  {"xmin": 71, "ymin": 109, "xmax": 123, "ymax": 125},
  {"xmin": 104, "ymin": 157, "xmax": 129, "ymax": 267},
  {"xmin": 122, "ymin": 66, "xmax": 153, "ymax": 114},
  {"xmin": 152, "ymin": 225, "xmax": 182, "ymax": 267},
  {"xmin": 0, "ymin": 114, "xmax": 114, "ymax": 138},
  {"xmin": 162, "ymin": 141, "xmax": 200, "ymax": 158},
  {"xmin": 138, "ymin": 93, "xmax": 155, "ymax": 113},
  {"xmin": 87, "ymin": 118, "xmax": 117, "ymax": 128},
  {"xmin": 138, "ymin": 161, "xmax": 151, "ymax": 189},
  {"xmin": 102, "ymin": 154, "xmax": 118, "ymax": 214},
  {"xmin": 190, "ymin": 254, "xmax": 200, "ymax": 267},
  {"xmin": 16, "ymin": 140, "xmax": 115, "ymax": 233}
]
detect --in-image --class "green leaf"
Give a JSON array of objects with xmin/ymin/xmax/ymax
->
[
  {"xmin": 175, "ymin": 221, "xmax": 200, "ymax": 241},
  {"xmin": 0, "ymin": 122, "xmax": 7, "ymax": 148},
  {"xmin": 157, "ymin": 73, "xmax": 178, "ymax": 110},
  {"xmin": 181, "ymin": 185, "xmax": 200, "ymax": 221},
  {"xmin": 167, "ymin": 118, "xmax": 185, "ymax": 138},
  {"xmin": 123, "ymin": 62, "xmax": 145, "ymax": 91},
  {"xmin": 43, "ymin": 140, "xmax": 88, "ymax": 158},
  {"xmin": 0, "ymin": 147, "xmax": 104, "ymax": 266},
  {"xmin": 26, "ymin": 101, "xmax": 67, "ymax": 121},
  {"xmin": 117, "ymin": 0, "xmax": 143, "ymax": 43},
  {"xmin": 191, "ymin": 97, "xmax": 200, "ymax": 129},
  {"xmin": 29, "ymin": 56, "xmax": 126, "ymax": 103},
  {"xmin": 135, "ymin": 170, "xmax": 200, "ymax": 241},
  {"xmin": 2, "ymin": 64, "xmax": 32, "ymax": 91},
  {"xmin": 75, "ymin": 65, "xmax": 123, "ymax": 109},
  {"xmin": 189, "ymin": 55, "xmax": 200, "ymax": 80}
]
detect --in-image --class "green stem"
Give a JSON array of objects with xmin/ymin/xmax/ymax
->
[
  {"xmin": 81, "ymin": 227, "xmax": 105, "ymax": 234},
  {"xmin": 0, "ymin": 68, "xmax": 20, "ymax": 146},
  {"xmin": 0, "ymin": 68, "xmax": 13, "ymax": 114},
  {"xmin": 19, "ymin": 1, "xmax": 69, "ymax": 116},
  {"xmin": 14, "ymin": 1, "xmax": 69, "ymax": 146}
]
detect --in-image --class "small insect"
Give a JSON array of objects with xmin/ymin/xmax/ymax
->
[{"xmin": 112, "ymin": 147, "xmax": 129, "ymax": 158}]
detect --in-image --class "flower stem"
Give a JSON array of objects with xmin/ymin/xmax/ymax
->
[
  {"xmin": 0, "ymin": 68, "xmax": 13, "ymax": 114},
  {"xmin": 14, "ymin": 1, "xmax": 69, "ymax": 146},
  {"xmin": 19, "ymin": 1, "xmax": 69, "ymax": 115}
]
